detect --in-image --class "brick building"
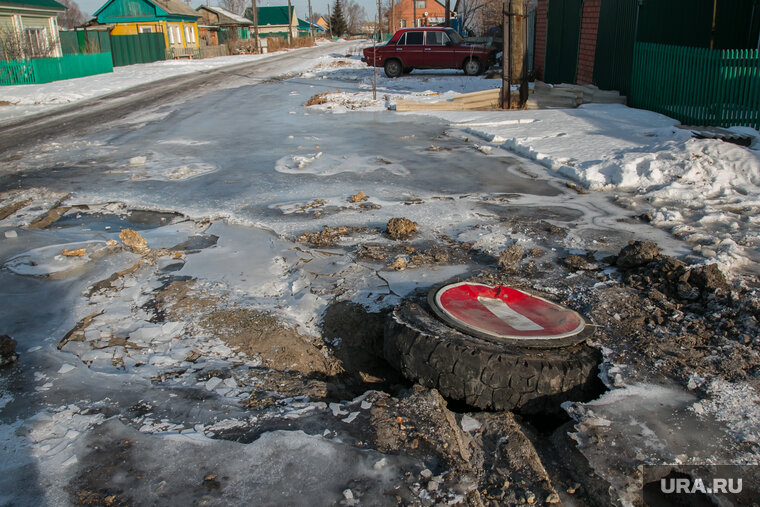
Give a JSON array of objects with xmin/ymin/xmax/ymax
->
[{"xmin": 387, "ymin": 0, "xmax": 452, "ymax": 33}]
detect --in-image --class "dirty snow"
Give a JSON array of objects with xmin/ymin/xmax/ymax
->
[{"xmin": 303, "ymin": 52, "xmax": 760, "ymax": 275}]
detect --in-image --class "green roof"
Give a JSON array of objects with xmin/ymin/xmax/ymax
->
[
  {"xmin": 243, "ymin": 5, "xmax": 294, "ymax": 26},
  {"xmin": 0, "ymin": 0, "xmax": 66, "ymax": 10}
]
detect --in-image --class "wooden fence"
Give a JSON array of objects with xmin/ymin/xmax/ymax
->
[{"xmin": 630, "ymin": 42, "xmax": 760, "ymax": 129}]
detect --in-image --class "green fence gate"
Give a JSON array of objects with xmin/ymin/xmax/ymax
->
[
  {"xmin": 0, "ymin": 52, "xmax": 114, "ymax": 86},
  {"xmin": 110, "ymin": 33, "xmax": 166, "ymax": 67},
  {"xmin": 592, "ymin": 0, "xmax": 637, "ymax": 96},
  {"xmin": 544, "ymin": 0, "xmax": 583, "ymax": 84},
  {"xmin": 630, "ymin": 43, "xmax": 760, "ymax": 129}
]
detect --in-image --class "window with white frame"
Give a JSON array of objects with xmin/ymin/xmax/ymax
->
[
  {"xmin": 24, "ymin": 27, "xmax": 47, "ymax": 57},
  {"xmin": 414, "ymin": 0, "xmax": 425, "ymax": 9},
  {"xmin": 167, "ymin": 25, "xmax": 175, "ymax": 43},
  {"xmin": 184, "ymin": 25, "xmax": 195, "ymax": 43},
  {"xmin": 399, "ymin": 19, "xmax": 407, "ymax": 28},
  {"xmin": 139, "ymin": 25, "xmax": 153, "ymax": 33}
]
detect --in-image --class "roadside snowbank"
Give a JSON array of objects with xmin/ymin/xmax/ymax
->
[
  {"xmin": 0, "ymin": 41, "xmax": 352, "ymax": 123},
  {"xmin": 420, "ymin": 106, "xmax": 760, "ymax": 273}
]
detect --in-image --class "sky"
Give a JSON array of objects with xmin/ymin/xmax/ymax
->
[{"xmin": 75, "ymin": 0, "xmax": 385, "ymax": 24}]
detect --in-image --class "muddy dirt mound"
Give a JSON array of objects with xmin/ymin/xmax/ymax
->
[
  {"xmin": 202, "ymin": 309, "xmax": 340, "ymax": 377},
  {"xmin": 386, "ymin": 218, "xmax": 417, "ymax": 240},
  {"xmin": 355, "ymin": 238, "xmax": 475, "ymax": 268},
  {"xmin": 366, "ymin": 387, "xmax": 560, "ymax": 505},
  {"xmin": 616, "ymin": 240, "xmax": 662, "ymax": 268},
  {"xmin": 498, "ymin": 245, "xmax": 524, "ymax": 270},
  {"xmin": 297, "ymin": 226, "xmax": 375, "ymax": 246},
  {"xmin": 152, "ymin": 280, "xmax": 220, "ymax": 322}
]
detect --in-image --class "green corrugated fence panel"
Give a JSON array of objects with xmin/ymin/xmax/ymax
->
[
  {"xmin": 631, "ymin": 42, "xmax": 759, "ymax": 130},
  {"xmin": 60, "ymin": 32, "xmax": 79, "ymax": 54},
  {"xmin": 110, "ymin": 33, "xmax": 166, "ymax": 67},
  {"xmin": 0, "ymin": 53, "xmax": 113, "ymax": 86}
]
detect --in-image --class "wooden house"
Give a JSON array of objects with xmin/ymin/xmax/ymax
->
[
  {"xmin": 92, "ymin": 0, "xmax": 200, "ymax": 56},
  {"xmin": 243, "ymin": 5, "xmax": 297, "ymax": 40},
  {"xmin": 196, "ymin": 4, "xmax": 252, "ymax": 45},
  {"xmin": 0, "ymin": 0, "xmax": 65, "ymax": 59}
]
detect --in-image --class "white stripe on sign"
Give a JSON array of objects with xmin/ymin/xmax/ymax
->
[{"xmin": 477, "ymin": 296, "xmax": 545, "ymax": 331}]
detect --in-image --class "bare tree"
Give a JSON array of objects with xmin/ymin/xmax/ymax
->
[
  {"xmin": 456, "ymin": 0, "xmax": 488, "ymax": 35},
  {"xmin": 219, "ymin": 0, "xmax": 246, "ymax": 15},
  {"xmin": 343, "ymin": 0, "xmax": 366, "ymax": 34},
  {"xmin": 0, "ymin": 26, "xmax": 60, "ymax": 60},
  {"xmin": 57, "ymin": 0, "xmax": 88, "ymax": 29}
]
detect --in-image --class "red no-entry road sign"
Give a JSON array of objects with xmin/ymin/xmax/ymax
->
[{"xmin": 429, "ymin": 282, "xmax": 590, "ymax": 347}]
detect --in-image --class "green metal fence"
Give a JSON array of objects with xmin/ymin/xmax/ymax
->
[
  {"xmin": 110, "ymin": 33, "xmax": 166, "ymax": 67},
  {"xmin": 60, "ymin": 31, "xmax": 112, "ymax": 55},
  {"xmin": 630, "ymin": 43, "xmax": 760, "ymax": 129},
  {"xmin": 0, "ymin": 53, "xmax": 113, "ymax": 86}
]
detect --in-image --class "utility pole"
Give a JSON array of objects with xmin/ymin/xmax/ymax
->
[
  {"xmin": 308, "ymin": 0, "xmax": 313, "ymax": 38},
  {"xmin": 377, "ymin": 0, "xmax": 383, "ymax": 41},
  {"xmin": 510, "ymin": 0, "xmax": 524, "ymax": 89},
  {"xmin": 501, "ymin": 0, "xmax": 526, "ymax": 109},
  {"xmin": 287, "ymin": 0, "xmax": 293, "ymax": 45},
  {"xmin": 445, "ymin": 0, "xmax": 450, "ymax": 26},
  {"xmin": 252, "ymin": 0, "xmax": 260, "ymax": 53},
  {"xmin": 413, "ymin": 0, "xmax": 417, "ymax": 27},
  {"xmin": 501, "ymin": 0, "xmax": 510, "ymax": 109},
  {"xmin": 328, "ymin": 3, "xmax": 332, "ymax": 38}
]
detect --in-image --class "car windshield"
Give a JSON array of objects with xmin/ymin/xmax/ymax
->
[{"xmin": 446, "ymin": 30, "xmax": 464, "ymax": 44}]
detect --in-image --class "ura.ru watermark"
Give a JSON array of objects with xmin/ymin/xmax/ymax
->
[
  {"xmin": 659, "ymin": 476, "xmax": 742, "ymax": 495},
  {"xmin": 641, "ymin": 464, "xmax": 757, "ymax": 505}
]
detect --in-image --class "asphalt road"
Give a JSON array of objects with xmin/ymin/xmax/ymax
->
[{"xmin": 0, "ymin": 42, "xmax": 355, "ymax": 154}]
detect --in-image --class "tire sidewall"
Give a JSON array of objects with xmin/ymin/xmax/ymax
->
[
  {"xmin": 384, "ymin": 59, "xmax": 402, "ymax": 78},
  {"xmin": 463, "ymin": 57, "xmax": 481, "ymax": 76}
]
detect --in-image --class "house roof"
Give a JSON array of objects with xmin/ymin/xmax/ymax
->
[
  {"xmin": 148, "ymin": 0, "xmax": 198, "ymax": 17},
  {"xmin": 297, "ymin": 17, "xmax": 323, "ymax": 31},
  {"xmin": 94, "ymin": 0, "xmax": 200, "ymax": 22},
  {"xmin": 198, "ymin": 4, "xmax": 252, "ymax": 25},
  {"xmin": 0, "ymin": 0, "xmax": 66, "ymax": 11},
  {"xmin": 243, "ymin": 5, "xmax": 295, "ymax": 26}
]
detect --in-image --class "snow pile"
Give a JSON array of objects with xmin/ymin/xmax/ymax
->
[{"xmin": 428, "ymin": 106, "xmax": 760, "ymax": 271}]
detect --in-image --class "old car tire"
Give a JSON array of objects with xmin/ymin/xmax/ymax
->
[
  {"xmin": 383, "ymin": 299, "xmax": 602, "ymax": 414},
  {"xmin": 463, "ymin": 57, "xmax": 482, "ymax": 76},
  {"xmin": 384, "ymin": 59, "xmax": 403, "ymax": 78}
]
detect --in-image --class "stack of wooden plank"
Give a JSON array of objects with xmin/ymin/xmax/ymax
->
[
  {"xmin": 396, "ymin": 89, "xmax": 501, "ymax": 112},
  {"xmin": 394, "ymin": 82, "xmax": 626, "ymax": 112}
]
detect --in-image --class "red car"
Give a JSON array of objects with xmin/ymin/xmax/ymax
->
[{"xmin": 362, "ymin": 27, "xmax": 496, "ymax": 78}]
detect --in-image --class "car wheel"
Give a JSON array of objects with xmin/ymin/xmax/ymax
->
[
  {"xmin": 463, "ymin": 57, "xmax": 482, "ymax": 76},
  {"xmin": 383, "ymin": 295, "xmax": 601, "ymax": 414},
  {"xmin": 403, "ymin": 67, "xmax": 413, "ymax": 74},
  {"xmin": 384, "ymin": 59, "xmax": 403, "ymax": 78}
]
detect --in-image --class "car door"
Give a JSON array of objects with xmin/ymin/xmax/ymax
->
[
  {"xmin": 424, "ymin": 30, "xmax": 453, "ymax": 68},
  {"xmin": 400, "ymin": 30, "xmax": 425, "ymax": 67}
]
